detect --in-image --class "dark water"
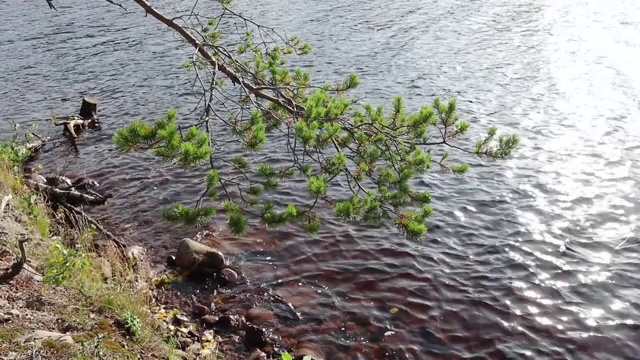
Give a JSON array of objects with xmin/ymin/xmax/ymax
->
[{"xmin": 3, "ymin": 0, "xmax": 640, "ymax": 358}]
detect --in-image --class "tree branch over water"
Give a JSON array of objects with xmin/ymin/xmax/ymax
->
[{"xmin": 46, "ymin": 0, "xmax": 519, "ymax": 239}]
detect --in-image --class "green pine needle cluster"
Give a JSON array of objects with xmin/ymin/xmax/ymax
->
[{"xmin": 112, "ymin": 3, "xmax": 520, "ymax": 239}]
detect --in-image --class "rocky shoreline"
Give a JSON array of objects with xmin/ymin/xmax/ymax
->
[{"xmin": 143, "ymin": 236, "xmax": 326, "ymax": 360}]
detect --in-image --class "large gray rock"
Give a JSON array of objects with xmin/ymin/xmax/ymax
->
[{"xmin": 175, "ymin": 239, "xmax": 225, "ymax": 276}]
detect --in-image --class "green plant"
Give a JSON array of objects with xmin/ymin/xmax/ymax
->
[
  {"xmin": 43, "ymin": 241, "xmax": 90, "ymax": 286},
  {"xmin": 282, "ymin": 352, "xmax": 312, "ymax": 360},
  {"xmin": 120, "ymin": 311, "xmax": 142, "ymax": 341},
  {"xmin": 111, "ymin": 0, "xmax": 519, "ymax": 240}
]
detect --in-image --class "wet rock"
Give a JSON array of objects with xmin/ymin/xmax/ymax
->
[
  {"xmin": 294, "ymin": 341, "xmax": 325, "ymax": 360},
  {"xmin": 216, "ymin": 314, "xmax": 244, "ymax": 331},
  {"xmin": 179, "ymin": 337, "xmax": 193, "ymax": 350},
  {"xmin": 175, "ymin": 238, "xmax": 225, "ymax": 277},
  {"xmin": 218, "ymin": 267, "xmax": 239, "ymax": 286},
  {"xmin": 248, "ymin": 349, "xmax": 267, "ymax": 360},
  {"xmin": 192, "ymin": 303, "xmax": 209, "ymax": 317},
  {"xmin": 25, "ymin": 330, "xmax": 74, "ymax": 345},
  {"xmin": 201, "ymin": 315, "xmax": 219, "ymax": 328},
  {"xmin": 246, "ymin": 307, "xmax": 276, "ymax": 326},
  {"xmin": 244, "ymin": 324, "xmax": 269, "ymax": 349}
]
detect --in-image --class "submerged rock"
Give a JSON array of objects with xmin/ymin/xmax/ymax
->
[{"xmin": 175, "ymin": 238, "xmax": 225, "ymax": 277}]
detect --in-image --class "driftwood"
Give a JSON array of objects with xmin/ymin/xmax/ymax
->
[
  {"xmin": 55, "ymin": 118, "xmax": 96, "ymax": 138},
  {"xmin": 54, "ymin": 96, "xmax": 101, "ymax": 138},
  {"xmin": 79, "ymin": 96, "xmax": 98, "ymax": 119},
  {"xmin": 24, "ymin": 179, "xmax": 109, "ymax": 206}
]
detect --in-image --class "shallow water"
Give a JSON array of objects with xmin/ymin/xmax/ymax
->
[{"xmin": 2, "ymin": 0, "xmax": 640, "ymax": 358}]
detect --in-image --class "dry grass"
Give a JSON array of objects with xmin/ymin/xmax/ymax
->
[{"xmin": 0, "ymin": 157, "xmax": 179, "ymax": 359}]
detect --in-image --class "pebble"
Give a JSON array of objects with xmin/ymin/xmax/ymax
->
[
  {"xmin": 178, "ymin": 337, "xmax": 193, "ymax": 350},
  {"xmin": 201, "ymin": 315, "xmax": 219, "ymax": 328},
  {"xmin": 173, "ymin": 314, "xmax": 190, "ymax": 326},
  {"xmin": 9, "ymin": 309, "xmax": 21, "ymax": 317},
  {"xmin": 192, "ymin": 303, "xmax": 209, "ymax": 317}
]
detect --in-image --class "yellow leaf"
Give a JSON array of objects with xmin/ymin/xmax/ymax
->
[{"xmin": 389, "ymin": 307, "xmax": 398, "ymax": 314}]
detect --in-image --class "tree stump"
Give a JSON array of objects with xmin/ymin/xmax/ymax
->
[{"xmin": 79, "ymin": 96, "xmax": 98, "ymax": 119}]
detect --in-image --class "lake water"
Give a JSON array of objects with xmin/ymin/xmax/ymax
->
[{"xmin": 2, "ymin": 0, "xmax": 640, "ymax": 358}]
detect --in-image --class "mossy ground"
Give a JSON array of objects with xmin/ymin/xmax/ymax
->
[{"xmin": 0, "ymin": 158, "xmax": 183, "ymax": 359}]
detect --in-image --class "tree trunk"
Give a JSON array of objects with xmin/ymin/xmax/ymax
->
[{"xmin": 79, "ymin": 96, "xmax": 98, "ymax": 119}]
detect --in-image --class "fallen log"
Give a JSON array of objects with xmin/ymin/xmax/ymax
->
[{"xmin": 24, "ymin": 179, "xmax": 109, "ymax": 206}]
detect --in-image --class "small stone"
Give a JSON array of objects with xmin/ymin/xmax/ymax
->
[
  {"xmin": 248, "ymin": 350, "xmax": 267, "ymax": 360},
  {"xmin": 186, "ymin": 342, "xmax": 202, "ymax": 355},
  {"xmin": 244, "ymin": 324, "xmax": 269, "ymax": 349},
  {"xmin": 0, "ymin": 314, "xmax": 11, "ymax": 324},
  {"xmin": 0, "ymin": 298, "xmax": 9, "ymax": 308},
  {"xmin": 246, "ymin": 307, "xmax": 276, "ymax": 326},
  {"xmin": 218, "ymin": 267, "xmax": 239, "ymax": 286},
  {"xmin": 9, "ymin": 309, "xmax": 21, "ymax": 317},
  {"xmin": 173, "ymin": 314, "xmax": 190, "ymax": 326},
  {"xmin": 179, "ymin": 337, "xmax": 193, "ymax": 350},
  {"xmin": 27, "ymin": 330, "xmax": 74, "ymax": 345},
  {"xmin": 201, "ymin": 315, "xmax": 219, "ymax": 328},
  {"xmin": 192, "ymin": 303, "xmax": 209, "ymax": 317},
  {"xmin": 216, "ymin": 314, "xmax": 244, "ymax": 330}
]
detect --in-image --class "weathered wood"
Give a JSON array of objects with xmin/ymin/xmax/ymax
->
[
  {"xmin": 24, "ymin": 179, "xmax": 108, "ymax": 205},
  {"xmin": 79, "ymin": 96, "xmax": 98, "ymax": 119},
  {"xmin": 54, "ymin": 118, "xmax": 91, "ymax": 138}
]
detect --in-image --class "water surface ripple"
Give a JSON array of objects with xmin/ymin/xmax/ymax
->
[{"xmin": 2, "ymin": 0, "xmax": 640, "ymax": 358}]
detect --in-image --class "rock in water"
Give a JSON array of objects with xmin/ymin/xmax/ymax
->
[
  {"xmin": 218, "ymin": 267, "xmax": 239, "ymax": 286},
  {"xmin": 175, "ymin": 238, "xmax": 225, "ymax": 277}
]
